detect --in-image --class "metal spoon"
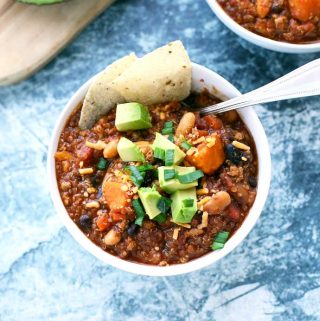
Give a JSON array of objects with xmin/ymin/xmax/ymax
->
[{"xmin": 197, "ymin": 59, "xmax": 320, "ymax": 115}]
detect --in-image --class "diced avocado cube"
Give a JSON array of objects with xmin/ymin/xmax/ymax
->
[
  {"xmin": 158, "ymin": 165, "xmax": 198, "ymax": 193},
  {"xmin": 138, "ymin": 187, "xmax": 162, "ymax": 219},
  {"xmin": 117, "ymin": 137, "xmax": 145, "ymax": 162},
  {"xmin": 152, "ymin": 133, "xmax": 185, "ymax": 165},
  {"xmin": 115, "ymin": 102, "xmax": 152, "ymax": 131},
  {"xmin": 171, "ymin": 188, "xmax": 197, "ymax": 223}
]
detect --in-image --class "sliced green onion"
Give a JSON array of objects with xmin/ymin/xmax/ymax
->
[
  {"xmin": 132, "ymin": 199, "xmax": 145, "ymax": 226},
  {"xmin": 167, "ymin": 134, "xmax": 174, "ymax": 142},
  {"xmin": 178, "ymin": 170, "xmax": 204, "ymax": 184},
  {"xmin": 157, "ymin": 196, "xmax": 172, "ymax": 214},
  {"xmin": 214, "ymin": 231, "xmax": 229, "ymax": 243},
  {"xmin": 181, "ymin": 141, "xmax": 192, "ymax": 151},
  {"xmin": 153, "ymin": 212, "xmax": 167, "ymax": 223},
  {"xmin": 137, "ymin": 164, "xmax": 154, "ymax": 172},
  {"xmin": 212, "ymin": 242, "xmax": 224, "ymax": 250},
  {"xmin": 211, "ymin": 231, "xmax": 229, "ymax": 250},
  {"xmin": 127, "ymin": 165, "xmax": 144, "ymax": 187},
  {"xmin": 165, "ymin": 149, "xmax": 175, "ymax": 166},
  {"xmin": 164, "ymin": 121, "xmax": 174, "ymax": 129},
  {"xmin": 164, "ymin": 169, "xmax": 175, "ymax": 181},
  {"xmin": 154, "ymin": 168, "xmax": 159, "ymax": 179},
  {"xmin": 182, "ymin": 198, "xmax": 194, "ymax": 207},
  {"xmin": 162, "ymin": 127, "xmax": 174, "ymax": 135},
  {"xmin": 154, "ymin": 147, "xmax": 165, "ymax": 160},
  {"xmin": 96, "ymin": 157, "xmax": 109, "ymax": 170}
]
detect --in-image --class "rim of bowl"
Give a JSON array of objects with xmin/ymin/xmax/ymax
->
[
  {"xmin": 47, "ymin": 62, "xmax": 271, "ymax": 276},
  {"xmin": 206, "ymin": 0, "xmax": 320, "ymax": 53}
]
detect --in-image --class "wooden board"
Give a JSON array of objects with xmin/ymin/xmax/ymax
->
[{"xmin": 0, "ymin": 0, "xmax": 115, "ymax": 86}]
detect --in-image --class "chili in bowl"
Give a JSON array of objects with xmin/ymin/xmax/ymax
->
[
  {"xmin": 206, "ymin": 0, "xmax": 320, "ymax": 53},
  {"xmin": 47, "ymin": 41, "xmax": 271, "ymax": 275}
]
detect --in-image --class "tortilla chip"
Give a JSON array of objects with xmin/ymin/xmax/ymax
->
[
  {"xmin": 112, "ymin": 41, "xmax": 191, "ymax": 105},
  {"xmin": 79, "ymin": 53, "xmax": 137, "ymax": 129}
]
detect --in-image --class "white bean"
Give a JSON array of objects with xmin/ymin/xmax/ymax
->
[
  {"xmin": 176, "ymin": 112, "xmax": 196, "ymax": 137},
  {"xmin": 103, "ymin": 139, "xmax": 119, "ymax": 158},
  {"xmin": 203, "ymin": 191, "xmax": 231, "ymax": 215},
  {"xmin": 103, "ymin": 229, "xmax": 122, "ymax": 246}
]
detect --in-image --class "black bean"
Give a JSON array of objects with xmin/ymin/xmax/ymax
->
[
  {"xmin": 127, "ymin": 223, "xmax": 140, "ymax": 236},
  {"xmin": 96, "ymin": 186, "xmax": 103, "ymax": 199},
  {"xmin": 248, "ymin": 176, "xmax": 257, "ymax": 188},
  {"xmin": 225, "ymin": 144, "xmax": 242, "ymax": 165},
  {"xmin": 141, "ymin": 170, "xmax": 155, "ymax": 187},
  {"xmin": 271, "ymin": 0, "xmax": 284, "ymax": 13},
  {"xmin": 91, "ymin": 175, "xmax": 100, "ymax": 187},
  {"xmin": 79, "ymin": 214, "xmax": 92, "ymax": 231}
]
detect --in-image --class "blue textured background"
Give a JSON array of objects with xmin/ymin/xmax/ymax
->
[{"xmin": 0, "ymin": 0, "xmax": 319, "ymax": 320}]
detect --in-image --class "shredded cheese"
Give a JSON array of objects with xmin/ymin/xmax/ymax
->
[
  {"xmin": 160, "ymin": 112, "xmax": 166, "ymax": 120},
  {"xmin": 79, "ymin": 168, "xmax": 94, "ymax": 175},
  {"xmin": 85, "ymin": 140, "xmax": 107, "ymax": 150},
  {"xmin": 193, "ymin": 136, "xmax": 205, "ymax": 144},
  {"xmin": 79, "ymin": 161, "xmax": 84, "ymax": 168},
  {"xmin": 206, "ymin": 137, "xmax": 216, "ymax": 148},
  {"xmin": 241, "ymin": 156, "xmax": 248, "ymax": 161},
  {"xmin": 54, "ymin": 151, "xmax": 73, "ymax": 161},
  {"xmin": 197, "ymin": 196, "xmax": 211, "ymax": 207},
  {"xmin": 87, "ymin": 187, "xmax": 97, "ymax": 194},
  {"xmin": 198, "ymin": 211, "xmax": 208, "ymax": 229},
  {"xmin": 186, "ymin": 147, "xmax": 197, "ymax": 156},
  {"xmin": 85, "ymin": 201, "xmax": 100, "ymax": 208},
  {"xmin": 173, "ymin": 228, "xmax": 180, "ymax": 240},
  {"xmin": 170, "ymin": 219, "xmax": 191, "ymax": 229},
  {"xmin": 196, "ymin": 188, "xmax": 209, "ymax": 195},
  {"xmin": 232, "ymin": 140, "xmax": 250, "ymax": 151}
]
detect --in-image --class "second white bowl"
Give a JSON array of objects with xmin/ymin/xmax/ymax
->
[{"xmin": 206, "ymin": 0, "xmax": 320, "ymax": 53}]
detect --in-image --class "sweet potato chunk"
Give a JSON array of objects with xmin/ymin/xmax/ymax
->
[
  {"xmin": 289, "ymin": 0, "xmax": 320, "ymax": 21},
  {"xmin": 203, "ymin": 115, "xmax": 223, "ymax": 130},
  {"xmin": 256, "ymin": 0, "xmax": 272, "ymax": 18},
  {"xmin": 103, "ymin": 181, "xmax": 128, "ymax": 210},
  {"xmin": 187, "ymin": 134, "xmax": 225, "ymax": 175},
  {"xmin": 96, "ymin": 215, "xmax": 111, "ymax": 231}
]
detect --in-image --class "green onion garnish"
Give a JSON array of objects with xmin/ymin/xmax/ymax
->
[
  {"xmin": 127, "ymin": 165, "xmax": 144, "ymax": 187},
  {"xmin": 132, "ymin": 199, "xmax": 145, "ymax": 226},
  {"xmin": 137, "ymin": 164, "xmax": 154, "ymax": 172},
  {"xmin": 214, "ymin": 231, "xmax": 229, "ymax": 243},
  {"xmin": 211, "ymin": 231, "xmax": 229, "ymax": 250},
  {"xmin": 165, "ymin": 149, "xmax": 175, "ymax": 166},
  {"xmin": 153, "ymin": 212, "xmax": 167, "ymax": 223},
  {"xmin": 162, "ymin": 127, "xmax": 173, "ymax": 135},
  {"xmin": 164, "ymin": 121, "xmax": 174, "ymax": 129},
  {"xmin": 96, "ymin": 157, "xmax": 109, "ymax": 170},
  {"xmin": 182, "ymin": 198, "xmax": 194, "ymax": 207},
  {"xmin": 164, "ymin": 169, "xmax": 175, "ymax": 181},
  {"xmin": 167, "ymin": 134, "xmax": 174, "ymax": 142},
  {"xmin": 212, "ymin": 242, "xmax": 224, "ymax": 250},
  {"xmin": 181, "ymin": 141, "xmax": 192, "ymax": 151},
  {"xmin": 154, "ymin": 147, "xmax": 165, "ymax": 160},
  {"xmin": 157, "ymin": 196, "xmax": 172, "ymax": 214},
  {"xmin": 154, "ymin": 168, "xmax": 159, "ymax": 179},
  {"xmin": 177, "ymin": 170, "xmax": 204, "ymax": 184}
]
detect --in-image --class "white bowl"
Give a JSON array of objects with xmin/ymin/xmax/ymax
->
[
  {"xmin": 47, "ymin": 62, "xmax": 271, "ymax": 276},
  {"xmin": 206, "ymin": 0, "xmax": 320, "ymax": 53}
]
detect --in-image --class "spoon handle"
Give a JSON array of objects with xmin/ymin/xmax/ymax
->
[{"xmin": 199, "ymin": 58, "xmax": 320, "ymax": 115}]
